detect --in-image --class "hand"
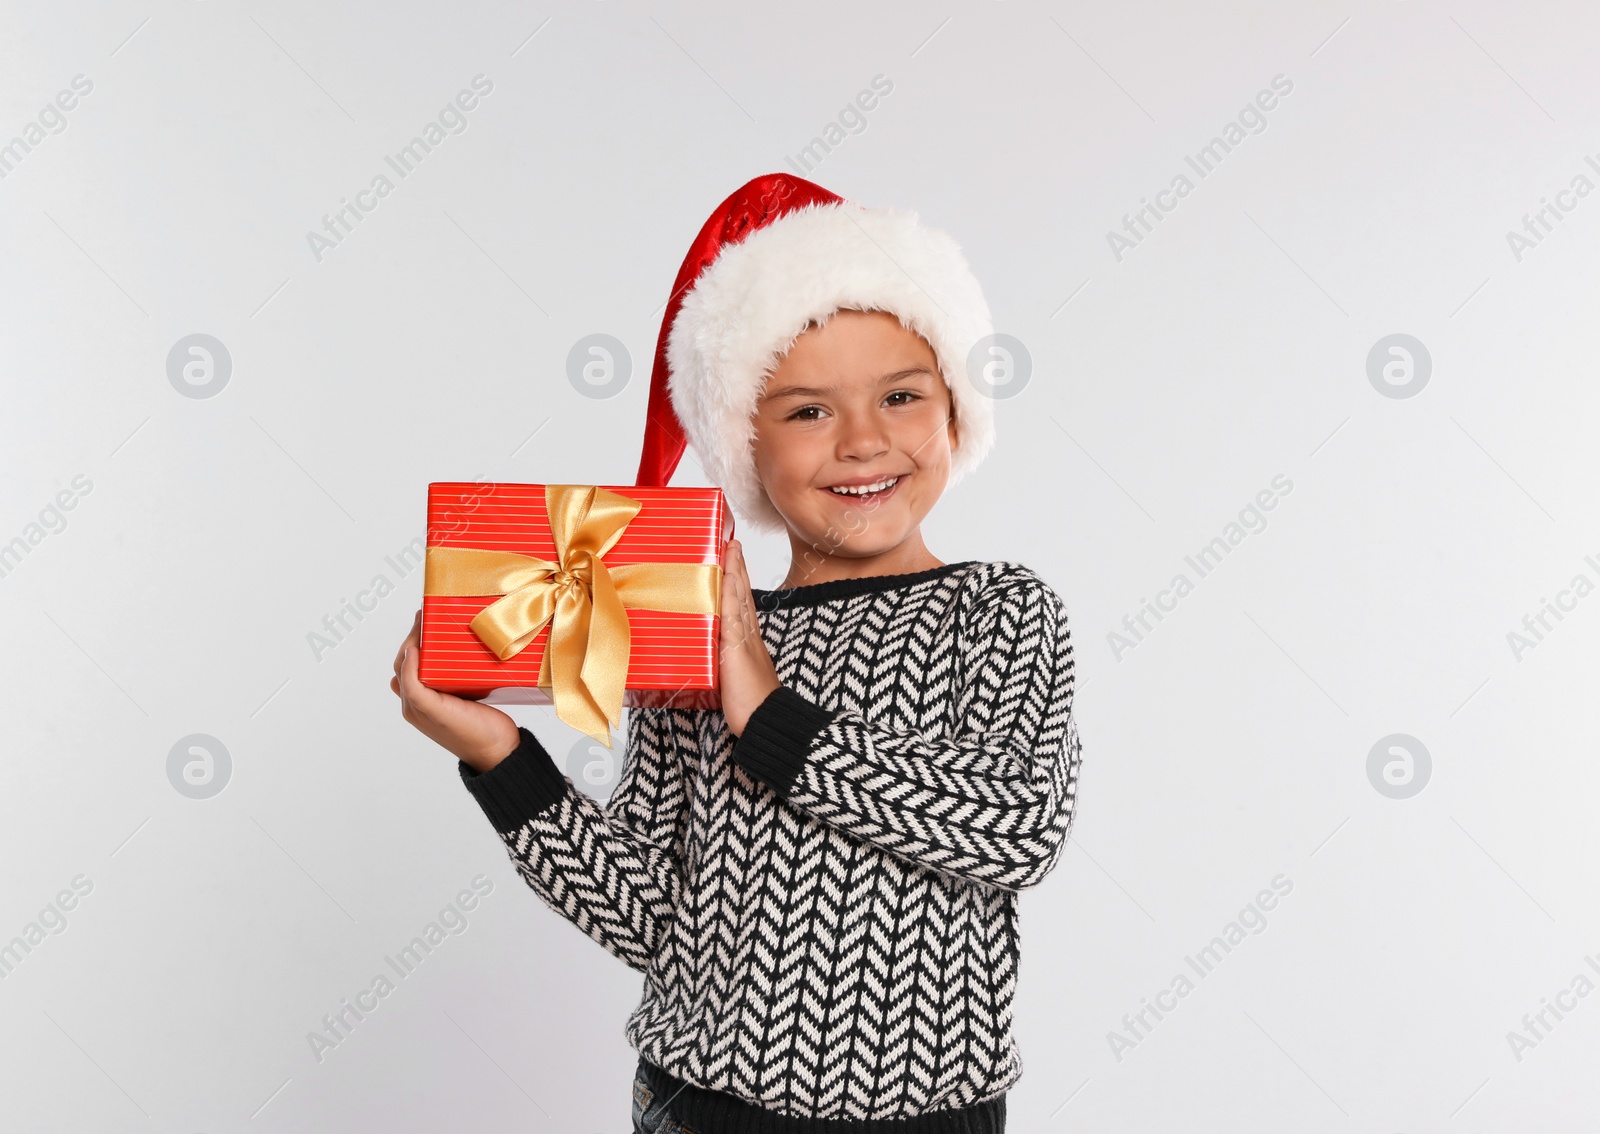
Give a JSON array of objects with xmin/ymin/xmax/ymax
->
[
  {"xmin": 392, "ymin": 610, "xmax": 521, "ymax": 774},
  {"xmin": 718, "ymin": 539, "xmax": 781, "ymax": 736}
]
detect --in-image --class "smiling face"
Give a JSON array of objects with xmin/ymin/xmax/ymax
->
[{"xmin": 751, "ymin": 308, "xmax": 959, "ymax": 580}]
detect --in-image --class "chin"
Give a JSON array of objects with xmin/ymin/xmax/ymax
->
[
  {"xmin": 847, "ymin": 541, "xmax": 906, "ymax": 561},
  {"xmin": 803, "ymin": 514, "xmax": 914, "ymax": 555},
  {"xmin": 769, "ymin": 478, "xmax": 930, "ymax": 546}
]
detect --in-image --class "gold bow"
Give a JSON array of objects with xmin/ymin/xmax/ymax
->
[{"xmin": 423, "ymin": 484, "xmax": 721, "ymax": 747}]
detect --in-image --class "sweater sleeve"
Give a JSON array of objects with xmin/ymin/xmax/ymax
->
[
  {"xmin": 457, "ymin": 705, "xmax": 694, "ymax": 972},
  {"xmin": 731, "ymin": 576, "xmax": 1081, "ymax": 892}
]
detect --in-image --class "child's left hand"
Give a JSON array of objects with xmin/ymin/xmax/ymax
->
[{"xmin": 718, "ymin": 539, "xmax": 781, "ymax": 737}]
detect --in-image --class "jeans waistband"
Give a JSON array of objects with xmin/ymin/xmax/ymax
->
[{"xmin": 636, "ymin": 1059, "xmax": 1006, "ymax": 1134}]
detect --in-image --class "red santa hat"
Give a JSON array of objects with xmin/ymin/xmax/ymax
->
[{"xmin": 635, "ymin": 173, "xmax": 996, "ymax": 532}]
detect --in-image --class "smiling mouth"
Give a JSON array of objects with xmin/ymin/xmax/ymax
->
[{"xmin": 822, "ymin": 474, "xmax": 902, "ymax": 503}]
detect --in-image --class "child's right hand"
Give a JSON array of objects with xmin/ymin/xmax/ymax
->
[{"xmin": 392, "ymin": 610, "xmax": 521, "ymax": 774}]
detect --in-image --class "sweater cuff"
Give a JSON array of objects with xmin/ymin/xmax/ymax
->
[
  {"xmin": 732, "ymin": 685, "xmax": 836, "ymax": 798},
  {"xmin": 458, "ymin": 727, "xmax": 568, "ymax": 834}
]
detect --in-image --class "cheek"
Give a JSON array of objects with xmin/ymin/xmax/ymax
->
[
  {"xmin": 754, "ymin": 429, "xmax": 813, "ymax": 489},
  {"xmin": 901, "ymin": 407, "xmax": 955, "ymax": 467}
]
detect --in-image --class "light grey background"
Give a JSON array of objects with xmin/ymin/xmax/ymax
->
[{"xmin": 3, "ymin": 1, "xmax": 1597, "ymax": 1130}]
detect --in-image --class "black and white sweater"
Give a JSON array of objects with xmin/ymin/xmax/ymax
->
[{"xmin": 458, "ymin": 560, "xmax": 1082, "ymax": 1128}]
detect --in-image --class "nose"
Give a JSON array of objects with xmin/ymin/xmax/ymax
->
[{"xmin": 835, "ymin": 406, "xmax": 890, "ymax": 462}]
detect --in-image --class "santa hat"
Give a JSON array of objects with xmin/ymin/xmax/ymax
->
[{"xmin": 634, "ymin": 173, "xmax": 996, "ymax": 532}]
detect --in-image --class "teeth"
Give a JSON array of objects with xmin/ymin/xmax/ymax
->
[{"xmin": 829, "ymin": 476, "xmax": 898, "ymax": 496}]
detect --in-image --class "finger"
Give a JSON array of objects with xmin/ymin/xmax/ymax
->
[
  {"xmin": 395, "ymin": 609, "xmax": 421, "ymax": 675},
  {"xmin": 719, "ymin": 546, "xmax": 739, "ymax": 620},
  {"xmin": 744, "ymin": 590, "xmax": 762, "ymax": 647},
  {"xmin": 737, "ymin": 549, "xmax": 756, "ymax": 608},
  {"xmin": 718, "ymin": 569, "xmax": 737, "ymax": 653},
  {"xmin": 398, "ymin": 641, "xmax": 441, "ymax": 714},
  {"xmin": 733, "ymin": 548, "xmax": 756, "ymax": 620},
  {"xmin": 738, "ymin": 592, "xmax": 759, "ymax": 648},
  {"xmin": 726, "ymin": 540, "xmax": 747, "ymax": 593},
  {"xmin": 722, "ymin": 545, "xmax": 749, "ymax": 638}
]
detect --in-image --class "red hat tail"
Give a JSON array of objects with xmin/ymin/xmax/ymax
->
[{"xmin": 635, "ymin": 173, "xmax": 845, "ymax": 486}]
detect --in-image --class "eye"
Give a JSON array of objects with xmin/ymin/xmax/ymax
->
[
  {"xmin": 885, "ymin": 390, "xmax": 921, "ymax": 407},
  {"xmin": 786, "ymin": 404, "xmax": 824, "ymax": 422}
]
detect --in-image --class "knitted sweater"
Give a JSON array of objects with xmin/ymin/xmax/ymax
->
[{"xmin": 458, "ymin": 559, "xmax": 1082, "ymax": 1128}]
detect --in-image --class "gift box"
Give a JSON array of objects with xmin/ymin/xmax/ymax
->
[{"xmin": 419, "ymin": 482, "xmax": 731, "ymax": 746}]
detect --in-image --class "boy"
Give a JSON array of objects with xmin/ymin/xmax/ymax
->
[{"xmin": 392, "ymin": 174, "xmax": 1081, "ymax": 1130}]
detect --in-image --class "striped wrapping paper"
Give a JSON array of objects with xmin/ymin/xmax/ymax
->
[{"xmin": 418, "ymin": 483, "xmax": 731, "ymax": 710}]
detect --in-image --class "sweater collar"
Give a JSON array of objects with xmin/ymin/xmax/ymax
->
[{"xmin": 751, "ymin": 561, "xmax": 977, "ymax": 611}]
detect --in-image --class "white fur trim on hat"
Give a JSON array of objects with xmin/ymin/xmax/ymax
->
[{"xmin": 665, "ymin": 200, "xmax": 996, "ymax": 532}]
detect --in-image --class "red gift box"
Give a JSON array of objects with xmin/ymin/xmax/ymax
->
[{"xmin": 419, "ymin": 482, "xmax": 732, "ymax": 739}]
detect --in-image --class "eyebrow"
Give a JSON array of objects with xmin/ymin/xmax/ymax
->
[{"xmin": 762, "ymin": 366, "xmax": 936, "ymax": 401}]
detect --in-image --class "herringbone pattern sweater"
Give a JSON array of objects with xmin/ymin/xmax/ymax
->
[{"xmin": 459, "ymin": 559, "xmax": 1081, "ymax": 1125}]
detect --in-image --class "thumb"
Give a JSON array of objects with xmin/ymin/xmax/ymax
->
[{"xmin": 399, "ymin": 641, "xmax": 446, "ymax": 713}]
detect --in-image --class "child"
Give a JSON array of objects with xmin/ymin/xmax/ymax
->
[{"xmin": 392, "ymin": 174, "xmax": 1082, "ymax": 1131}]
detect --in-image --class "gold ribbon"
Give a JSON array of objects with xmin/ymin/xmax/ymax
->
[{"xmin": 423, "ymin": 484, "xmax": 721, "ymax": 747}]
